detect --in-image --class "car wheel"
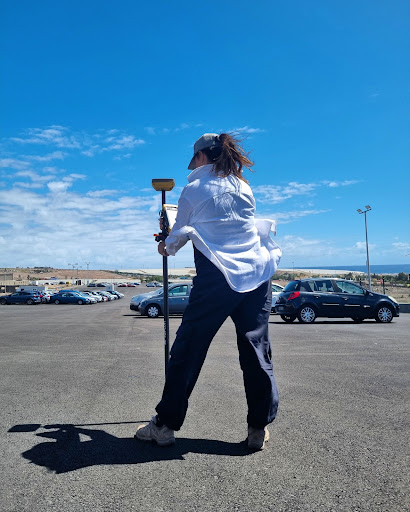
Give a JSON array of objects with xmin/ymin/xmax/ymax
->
[
  {"xmin": 351, "ymin": 318, "xmax": 364, "ymax": 323},
  {"xmin": 26, "ymin": 299, "xmax": 34, "ymax": 305},
  {"xmin": 375, "ymin": 305, "xmax": 393, "ymax": 323},
  {"xmin": 297, "ymin": 305, "xmax": 317, "ymax": 323},
  {"xmin": 54, "ymin": 299, "xmax": 60, "ymax": 304},
  {"xmin": 0, "ymin": 298, "xmax": 7, "ymax": 305},
  {"xmin": 77, "ymin": 300, "xmax": 83, "ymax": 305},
  {"xmin": 281, "ymin": 314, "xmax": 296, "ymax": 323},
  {"xmin": 146, "ymin": 304, "xmax": 161, "ymax": 318}
]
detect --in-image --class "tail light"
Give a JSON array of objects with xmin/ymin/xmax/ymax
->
[{"xmin": 288, "ymin": 291, "xmax": 300, "ymax": 301}]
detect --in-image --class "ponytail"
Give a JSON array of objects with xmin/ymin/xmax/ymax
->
[{"xmin": 201, "ymin": 133, "xmax": 254, "ymax": 183}]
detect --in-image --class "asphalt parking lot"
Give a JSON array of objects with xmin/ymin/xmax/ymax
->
[{"xmin": 1, "ymin": 287, "xmax": 409, "ymax": 512}]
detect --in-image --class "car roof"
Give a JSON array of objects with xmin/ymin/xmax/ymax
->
[{"xmin": 292, "ymin": 278, "xmax": 351, "ymax": 281}]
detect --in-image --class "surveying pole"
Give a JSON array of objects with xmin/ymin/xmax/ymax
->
[{"xmin": 152, "ymin": 178, "xmax": 175, "ymax": 375}]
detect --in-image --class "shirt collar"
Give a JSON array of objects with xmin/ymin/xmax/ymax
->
[{"xmin": 187, "ymin": 163, "xmax": 214, "ymax": 183}]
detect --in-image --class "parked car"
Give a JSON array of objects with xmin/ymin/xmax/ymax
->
[
  {"xmin": 33, "ymin": 291, "xmax": 51, "ymax": 303},
  {"xmin": 0, "ymin": 291, "xmax": 42, "ymax": 305},
  {"xmin": 271, "ymin": 283, "xmax": 285, "ymax": 312},
  {"xmin": 97, "ymin": 291, "xmax": 115, "ymax": 301},
  {"xmin": 274, "ymin": 278, "xmax": 400, "ymax": 323},
  {"xmin": 84, "ymin": 291, "xmax": 103, "ymax": 302},
  {"xmin": 104, "ymin": 290, "xmax": 118, "ymax": 299},
  {"xmin": 88, "ymin": 283, "xmax": 96, "ymax": 287},
  {"xmin": 130, "ymin": 289, "xmax": 163, "ymax": 311},
  {"xmin": 50, "ymin": 291, "xmax": 94, "ymax": 305},
  {"xmin": 118, "ymin": 283, "xmax": 128, "ymax": 287},
  {"xmin": 136, "ymin": 283, "xmax": 193, "ymax": 318},
  {"xmin": 110, "ymin": 290, "xmax": 124, "ymax": 298},
  {"xmin": 95, "ymin": 291, "xmax": 109, "ymax": 301}
]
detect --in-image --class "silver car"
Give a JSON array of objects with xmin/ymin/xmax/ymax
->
[{"xmin": 132, "ymin": 283, "xmax": 193, "ymax": 318}]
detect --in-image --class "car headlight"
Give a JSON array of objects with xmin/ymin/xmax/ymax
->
[{"xmin": 388, "ymin": 296, "xmax": 398, "ymax": 304}]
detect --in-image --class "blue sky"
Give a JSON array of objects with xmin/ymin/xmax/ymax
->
[{"xmin": 0, "ymin": 0, "xmax": 409, "ymax": 271}]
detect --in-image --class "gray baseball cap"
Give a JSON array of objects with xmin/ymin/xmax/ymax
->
[{"xmin": 188, "ymin": 133, "xmax": 221, "ymax": 170}]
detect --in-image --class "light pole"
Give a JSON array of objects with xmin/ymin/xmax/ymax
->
[
  {"xmin": 85, "ymin": 262, "xmax": 90, "ymax": 285},
  {"xmin": 357, "ymin": 205, "xmax": 372, "ymax": 291},
  {"xmin": 68, "ymin": 263, "xmax": 73, "ymax": 282}
]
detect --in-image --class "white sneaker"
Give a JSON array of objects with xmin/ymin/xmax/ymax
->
[
  {"xmin": 247, "ymin": 426, "xmax": 269, "ymax": 450},
  {"xmin": 134, "ymin": 416, "xmax": 175, "ymax": 446}
]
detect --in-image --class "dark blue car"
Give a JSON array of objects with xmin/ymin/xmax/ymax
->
[
  {"xmin": 0, "ymin": 292, "xmax": 42, "ymax": 305},
  {"xmin": 275, "ymin": 278, "xmax": 400, "ymax": 323},
  {"xmin": 50, "ymin": 291, "xmax": 93, "ymax": 305}
]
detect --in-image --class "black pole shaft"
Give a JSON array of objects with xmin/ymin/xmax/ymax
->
[{"xmin": 162, "ymin": 190, "xmax": 170, "ymax": 376}]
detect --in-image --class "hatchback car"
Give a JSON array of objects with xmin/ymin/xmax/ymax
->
[
  {"xmin": 274, "ymin": 278, "xmax": 400, "ymax": 323},
  {"xmin": 0, "ymin": 292, "xmax": 42, "ymax": 305},
  {"xmin": 134, "ymin": 283, "xmax": 193, "ymax": 318},
  {"xmin": 271, "ymin": 283, "xmax": 285, "ymax": 312}
]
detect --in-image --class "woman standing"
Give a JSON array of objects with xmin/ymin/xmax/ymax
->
[{"xmin": 135, "ymin": 133, "xmax": 282, "ymax": 450}]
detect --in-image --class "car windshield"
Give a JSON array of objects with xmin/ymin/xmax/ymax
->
[
  {"xmin": 283, "ymin": 281, "xmax": 300, "ymax": 292},
  {"xmin": 272, "ymin": 284, "xmax": 283, "ymax": 292}
]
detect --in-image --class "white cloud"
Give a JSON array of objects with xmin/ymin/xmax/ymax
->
[
  {"xmin": 6, "ymin": 126, "xmax": 146, "ymax": 158},
  {"xmin": 47, "ymin": 181, "xmax": 72, "ymax": 193},
  {"xmin": 11, "ymin": 126, "xmax": 81, "ymax": 148},
  {"xmin": 232, "ymin": 126, "xmax": 265, "ymax": 134},
  {"xmin": 354, "ymin": 241, "xmax": 376, "ymax": 252},
  {"xmin": 253, "ymin": 182, "xmax": 318, "ymax": 203},
  {"xmin": 254, "ymin": 179, "xmax": 359, "ymax": 204},
  {"xmin": 25, "ymin": 151, "xmax": 67, "ymax": 162},
  {"xmin": 86, "ymin": 189, "xmax": 120, "ymax": 198},
  {"xmin": 13, "ymin": 182, "xmax": 44, "ymax": 189},
  {"xmin": 14, "ymin": 170, "xmax": 56, "ymax": 182},
  {"xmin": 102, "ymin": 135, "xmax": 145, "ymax": 151},
  {"xmin": 322, "ymin": 180, "xmax": 360, "ymax": 187},
  {"xmin": 268, "ymin": 209, "xmax": 330, "ymax": 223},
  {"xmin": 392, "ymin": 241, "xmax": 410, "ymax": 251},
  {"xmin": 0, "ymin": 181, "xmax": 168, "ymax": 268},
  {"xmin": 0, "ymin": 158, "xmax": 30, "ymax": 171}
]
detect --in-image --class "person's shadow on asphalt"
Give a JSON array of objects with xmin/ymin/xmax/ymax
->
[{"xmin": 9, "ymin": 423, "xmax": 251, "ymax": 474}]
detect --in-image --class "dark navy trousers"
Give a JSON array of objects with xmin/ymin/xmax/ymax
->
[{"xmin": 156, "ymin": 248, "xmax": 279, "ymax": 431}]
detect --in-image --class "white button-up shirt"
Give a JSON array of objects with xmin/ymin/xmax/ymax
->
[{"xmin": 165, "ymin": 164, "xmax": 282, "ymax": 293}]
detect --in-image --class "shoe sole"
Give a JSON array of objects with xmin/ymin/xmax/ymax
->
[{"xmin": 134, "ymin": 435, "xmax": 175, "ymax": 447}]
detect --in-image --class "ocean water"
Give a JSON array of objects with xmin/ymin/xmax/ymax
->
[{"xmin": 298, "ymin": 264, "xmax": 410, "ymax": 275}]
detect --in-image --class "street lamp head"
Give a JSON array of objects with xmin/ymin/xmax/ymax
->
[
  {"xmin": 365, "ymin": 205, "xmax": 371, "ymax": 210},
  {"xmin": 357, "ymin": 209, "xmax": 362, "ymax": 213}
]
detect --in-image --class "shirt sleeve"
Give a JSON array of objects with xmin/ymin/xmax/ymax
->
[{"xmin": 165, "ymin": 189, "xmax": 194, "ymax": 256}]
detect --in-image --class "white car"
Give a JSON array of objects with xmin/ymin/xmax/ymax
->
[
  {"xmin": 98, "ymin": 291, "xmax": 116, "ymax": 301},
  {"xmin": 84, "ymin": 291, "xmax": 103, "ymax": 302},
  {"xmin": 271, "ymin": 283, "xmax": 285, "ymax": 312}
]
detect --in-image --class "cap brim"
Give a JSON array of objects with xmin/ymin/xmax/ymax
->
[{"xmin": 187, "ymin": 156, "xmax": 196, "ymax": 170}]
